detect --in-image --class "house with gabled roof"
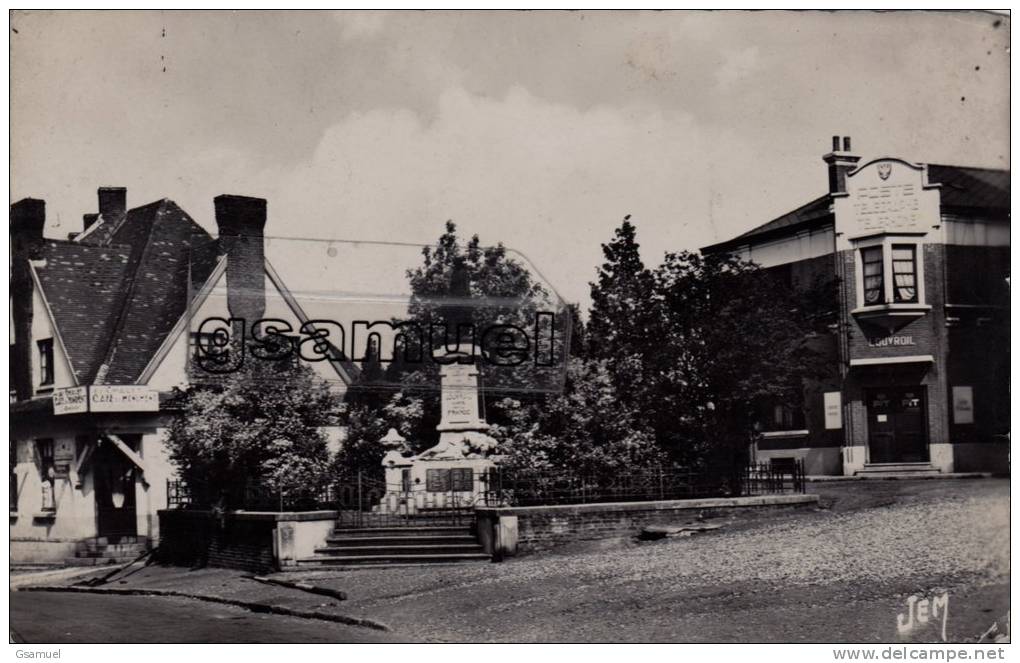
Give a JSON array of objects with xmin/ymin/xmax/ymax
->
[
  {"xmin": 10, "ymin": 189, "xmax": 357, "ymax": 564},
  {"xmin": 701, "ymin": 137, "xmax": 1009, "ymax": 477}
]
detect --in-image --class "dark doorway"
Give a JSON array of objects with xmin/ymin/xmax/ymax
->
[
  {"xmin": 93, "ymin": 438, "xmax": 138, "ymax": 540},
  {"xmin": 866, "ymin": 387, "xmax": 929, "ymax": 464}
]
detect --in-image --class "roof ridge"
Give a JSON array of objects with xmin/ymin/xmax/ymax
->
[
  {"xmin": 734, "ymin": 192, "xmax": 831, "ymax": 239},
  {"xmin": 44, "ymin": 236, "xmax": 134, "ymax": 253},
  {"xmin": 925, "ymin": 163, "xmax": 1010, "ymax": 173},
  {"xmin": 91, "ymin": 200, "xmax": 172, "ymax": 383}
]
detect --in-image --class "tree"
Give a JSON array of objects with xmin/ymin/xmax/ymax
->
[
  {"xmin": 330, "ymin": 392, "xmax": 425, "ymax": 477},
  {"xmin": 491, "ymin": 357, "xmax": 665, "ymax": 476},
  {"xmin": 371, "ymin": 220, "xmax": 563, "ymax": 448},
  {"xmin": 166, "ymin": 345, "xmax": 340, "ymax": 508},
  {"xmin": 643, "ymin": 251, "xmax": 825, "ymax": 482},
  {"xmin": 406, "ymin": 220, "xmax": 549, "ymax": 335},
  {"xmin": 586, "ymin": 216, "xmax": 653, "ymax": 362}
]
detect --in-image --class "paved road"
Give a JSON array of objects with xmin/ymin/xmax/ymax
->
[
  {"xmin": 9, "ymin": 592, "xmax": 400, "ymax": 643},
  {"xmin": 290, "ymin": 478, "xmax": 1010, "ymax": 642}
]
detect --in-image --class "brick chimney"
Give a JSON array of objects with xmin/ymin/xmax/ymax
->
[
  {"xmin": 98, "ymin": 187, "xmax": 127, "ymax": 219},
  {"xmin": 822, "ymin": 135, "xmax": 861, "ymax": 195},
  {"xmin": 10, "ymin": 198, "xmax": 46, "ymax": 400},
  {"xmin": 214, "ymin": 194, "xmax": 266, "ymax": 325}
]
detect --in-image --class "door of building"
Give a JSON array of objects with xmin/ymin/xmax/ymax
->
[
  {"xmin": 866, "ymin": 387, "xmax": 929, "ymax": 464},
  {"xmin": 94, "ymin": 439, "xmax": 138, "ymax": 540}
]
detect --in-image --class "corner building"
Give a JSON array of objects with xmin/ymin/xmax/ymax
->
[{"xmin": 702, "ymin": 137, "xmax": 1009, "ymax": 476}]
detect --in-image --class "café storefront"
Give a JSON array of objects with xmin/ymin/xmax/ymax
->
[{"xmin": 10, "ymin": 385, "xmax": 176, "ymax": 563}]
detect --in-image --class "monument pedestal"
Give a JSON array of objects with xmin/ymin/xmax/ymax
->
[{"xmin": 376, "ymin": 346, "xmax": 499, "ymax": 514}]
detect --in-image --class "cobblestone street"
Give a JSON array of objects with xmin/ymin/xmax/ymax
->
[{"xmin": 288, "ymin": 479, "xmax": 1009, "ymax": 642}]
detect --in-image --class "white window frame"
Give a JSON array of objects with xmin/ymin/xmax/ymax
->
[{"xmin": 852, "ymin": 236, "xmax": 927, "ymax": 311}]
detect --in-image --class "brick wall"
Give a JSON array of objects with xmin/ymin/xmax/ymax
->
[
  {"xmin": 479, "ymin": 495, "xmax": 818, "ymax": 554},
  {"xmin": 156, "ymin": 510, "xmax": 276, "ymax": 573}
]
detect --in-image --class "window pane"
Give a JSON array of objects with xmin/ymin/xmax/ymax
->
[
  {"xmin": 892, "ymin": 245, "xmax": 918, "ymax": 303},
  {"xmin": 861, "ymin": 247, "xmax": 884, "ymax": 304}
]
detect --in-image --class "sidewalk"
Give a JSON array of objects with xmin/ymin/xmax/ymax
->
[{"xmin": 13, "ymin": 562, "xmax": 389, "ymax": 632}]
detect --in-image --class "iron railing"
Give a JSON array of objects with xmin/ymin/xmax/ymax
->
[
  {"xmin": 741, "ymin": 460, "xmax": 806, "ymax": 496},
  {"xmin": 166, "ymin": 459, "xmax": 805, "ymax": 516}
]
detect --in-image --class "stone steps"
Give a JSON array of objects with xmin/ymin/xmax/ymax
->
[
  {"xmin": 62, "ymin": 555, "xmax": 140, "ymax": 567},
  {"xmin": 316, "ymin": 543, "xmax": 485, "ymax": 556},
  {"xmin": 303, "ymin": 524, "xmax": 490, "ymax": 568},
  {"xmin": 297, "ymin": 552, "xmax": 492, "ymax": 567},
  {"xmin": 67, "ymin": 536, "xmax": 150, "ymax": 567},
  {"xmin": 855, "ymin": 463, "xmax": 942, "ymax": 476},
  {"xmin": 323, "ymin": 533, "xmax": 477, "ymax": 547}
]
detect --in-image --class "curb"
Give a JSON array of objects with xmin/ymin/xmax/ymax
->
[
  {"xmin": 807, "ymin": 472, "xmax": 999, "ymax": 482},
  {"xmin": 249, "ymin": 575, "xmax": 348, "ymax": 601},
  {"xmin": 14, "ymin": 584, "xmax": 390, "ymax": 632}
]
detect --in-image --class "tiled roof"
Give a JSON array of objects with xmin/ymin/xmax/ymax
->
[
  {"xmin": 701, "ymin": 194, "xmax": 833, "ymax": 253},
  {"xmin": 33, "ymin": 241, "xmax": 132, "ymax": 383},
  {"xmin": 32, "ymin": 197, "xmax": 353, "ymax": 387},
  {"xmin": 94, "ymin": 200, "xmax": 216, "ymax": 384},
  {"xmin": 34, "ymin": 199, "xmax": 218, "ymax": 384},
  {"xmin": 925, "ymin": 164, "xmax": 1010, "ymax": 213},
  {"xmin": 702, "ymin": 163, "xmax": 1009, "ymax": 253}
]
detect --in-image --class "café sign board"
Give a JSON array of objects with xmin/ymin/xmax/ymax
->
[{"xmin": 53, "ymin": 386, "xmax": 159, "ymax": 415}]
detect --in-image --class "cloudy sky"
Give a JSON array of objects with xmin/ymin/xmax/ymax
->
[{"xmin": 11, "ymin": 10, "xmax": 1009, "ymax": 309}]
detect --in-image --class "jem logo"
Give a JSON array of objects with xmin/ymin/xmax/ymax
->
[{"xmin": 897, "ymin": 592, "xmax": 949, "ymax": 642}]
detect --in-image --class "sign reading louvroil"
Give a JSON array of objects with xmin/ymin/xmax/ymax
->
[{"xmin": 52, "ymin": 386, "xmax": 159, "ymax": 415}]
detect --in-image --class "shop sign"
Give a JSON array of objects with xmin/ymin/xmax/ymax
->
[
  {"xmin": 952, "ymin": 386, "xmax": 974, "ymax": 425},
  {"xmin": 823, "ymin": 391, "xmax": 842, "ymax": 430},
  {"xmin": 90, "ymin": 386, "xmax": 159, "ymax": 412},
  {"xmin": 53, "ymin": 385, "xmax": 159, "ymax": 415},
  {"xmin": 868, "ymin": 335, "xmax": 916, "ymax": 348},
  {"xmin": 52, "ymin": 386, "xmax": 88, "ymax": 415}
]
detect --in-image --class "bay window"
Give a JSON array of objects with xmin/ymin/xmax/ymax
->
[{"xmin": 855, "ymin": 240, "xmax": 925, "ymax": 309}]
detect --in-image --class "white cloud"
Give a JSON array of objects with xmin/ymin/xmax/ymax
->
[
  {"xmin": 263, "ymin": 85, "xmax": 762, "ymax": 308},
  {"xmin": 334, "ymin": 11, "xmax": 388, "ymax": 40},
  {"xmin": 715, "ymin": 46, "xmax": 761, "ymax": 90}
]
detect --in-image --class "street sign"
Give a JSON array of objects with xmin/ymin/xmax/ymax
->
[{"xmin": 52, "ymin": 386, "xmax": 88, "ymax": 415}]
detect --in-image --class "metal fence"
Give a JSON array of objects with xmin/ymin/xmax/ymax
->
[
  {"xmin": 166, "ymin": 459, "xmax": 805, "ymax": 516},
  {"xmin": 741, "ymin": 460, "xmax": 806, "ymax": 496},
  {"xmin": 165, "ymin": 479, "xmax": 338, "ymax": 512},
  {"xmin": 481, "ymin": 461, "xmax": 805, "ymax": 506}
]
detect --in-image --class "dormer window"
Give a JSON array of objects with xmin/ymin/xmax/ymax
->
[{"xmin": 37, "ymin": 339, "xmax": 54, "ymax": 387}]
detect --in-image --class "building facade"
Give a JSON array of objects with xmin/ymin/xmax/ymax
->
[
  {"xmin": 702, "ymin": 137, "xmax": 1009, "ymax": 476},
  {"xmin": 10, "ymin": 189, "xmax": 355, "ymax": 564}
]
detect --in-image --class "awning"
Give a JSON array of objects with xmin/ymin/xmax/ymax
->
[{"xmin": 849, "ymin": 355, "xmax": 935, "ymax": 368}]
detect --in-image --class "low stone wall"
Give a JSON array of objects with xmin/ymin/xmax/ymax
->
[
  {"xmin": 11, "ymin": 536, "xmax": 79, "ymax": 565},
  {"xmin": 476, "ymin": 494, "xmax": 819, "ymax": 556},
  {"xmin": 157, "ymin": 510, "xmax": 337, "ymax": 572}
]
